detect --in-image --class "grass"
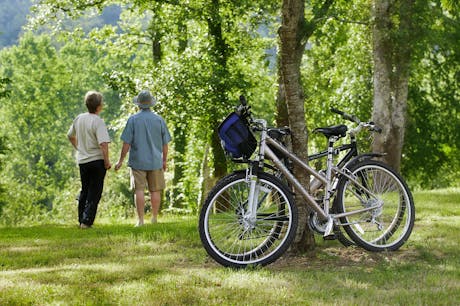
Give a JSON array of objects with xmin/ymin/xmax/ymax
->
[{"xmin": 1, "ymin": 188, "xmax": 459, "ymax": 305}]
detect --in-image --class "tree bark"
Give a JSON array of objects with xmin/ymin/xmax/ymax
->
[
  {"xmin": 171, "ymin": 125, "xmax": 186, "ymax": 208},
  {"xmin": 275, "ymin": 82, "xmax": 289, "ymax": 128},
  {"xmin": 279, "ymin": 0, "xmax": 314, "ymax": 253},
  {"xmin": 207, "ymin": 0, "xmax": 229, "ymax": 180},
  {"xmin": 277, "ymin": 0, "xmax": 335, "ymax": 253},
  {"xmin": 372, "ymin": 0, "xmax": 414, "ymax": 172}
]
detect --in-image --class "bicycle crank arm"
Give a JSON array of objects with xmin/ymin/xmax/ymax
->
[{"xmin": 323, "ymin": 217, "xmax": 335, "ymax": 238}]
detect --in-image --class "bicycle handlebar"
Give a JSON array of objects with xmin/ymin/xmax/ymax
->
[
  {"xmin": 331, "ymin": 107, "xmax": 382, "ymax": 134},
  {"xmin": 236, "ymin": 95, "xmax": 251, "ymax": 119},
  {"xmin": 236, "ymin": 97, "xmax": 382, "ymax": 135},
  {"xmin": 330, "ymin": 107, "xmax": 360, "ymax": 124}
]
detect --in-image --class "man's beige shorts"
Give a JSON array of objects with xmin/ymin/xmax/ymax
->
[{"xmin": 130, "ymin": 169, "xmax": 165, "ymax": 192}]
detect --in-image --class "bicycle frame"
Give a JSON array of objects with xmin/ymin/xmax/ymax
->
[{"xmin": 247, "ymin": 119, "xmax": 384, "ymax": 237}]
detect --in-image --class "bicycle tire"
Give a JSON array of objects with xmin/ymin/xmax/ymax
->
[
  {"xmin": 335, "ymin": 160, "xmax": 415, "ymax": 252},
  {"xmin": 199, "ymin": 171, "xmax": 298, "ymax": 268}
]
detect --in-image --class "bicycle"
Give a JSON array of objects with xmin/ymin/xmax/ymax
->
[
  {"xmin": 306, "ymin": 107, "xmax": 387, "ymax": 246},
  {"xmin": 199, "ymin": 96, "xmax": 415, "ymax": 268}
]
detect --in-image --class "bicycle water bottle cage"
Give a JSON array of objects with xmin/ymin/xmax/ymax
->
[
  {"xmin": 314, "ymin": 125, "xmax": 348, "ymax": 138},
  {"xmin": 218, "ymin": 112, "xmax": 257, "ymax": 159}
]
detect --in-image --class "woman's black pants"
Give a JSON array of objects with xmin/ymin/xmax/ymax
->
[{"xmin": 78, "ymin": 160, "xmax": 106, "ymax": 226}]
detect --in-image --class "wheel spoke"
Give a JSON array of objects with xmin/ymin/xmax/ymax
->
[
  {"xmin": 337, "ymin": 161, "xmax": 415, "ymax": 252},
  {"xmin": 199, "ymin": 172, "xmax": 298, "ymax": 267}
]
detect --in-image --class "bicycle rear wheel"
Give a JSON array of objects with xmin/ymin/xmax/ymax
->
[
  {"xmin": 199, "ymin": 171, "xmax": 298, "ymax": 268},
  {"xmin": 335, "ymin": 160, "xmax": 415, "ymax": 252}
]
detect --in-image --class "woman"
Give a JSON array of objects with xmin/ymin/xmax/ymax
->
[{"xmin": 67, "ymin": 91, "xmax": 111, "ymax": 228}]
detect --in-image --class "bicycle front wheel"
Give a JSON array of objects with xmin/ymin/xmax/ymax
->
[
  {"xmin": 336, "ymin": 160, "xmax": 415, "ymax": 252},
  {"xmin": 199, "ymin": 171, "xmax": 298, "ymax": 268}
]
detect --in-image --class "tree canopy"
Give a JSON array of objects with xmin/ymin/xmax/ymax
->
[{"xmin": 0, "ymin": 0, "xmax": 458, "ymax": 228}]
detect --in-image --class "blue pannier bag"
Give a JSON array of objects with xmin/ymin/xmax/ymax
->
[{"xmin": 218, "ymin": 112, "xmax": 257, "ymax": 159}]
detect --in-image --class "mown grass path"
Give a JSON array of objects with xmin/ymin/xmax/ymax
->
[{"xmin": 1, "ymin": 189, "xmax": 459, "ymax": 305}]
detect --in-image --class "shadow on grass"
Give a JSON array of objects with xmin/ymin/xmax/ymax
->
[{"xmin": 0, "ymin": 190, "xmax": 459, "ymax": 305}]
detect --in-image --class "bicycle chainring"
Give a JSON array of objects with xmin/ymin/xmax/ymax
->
[{"xmin": 308, "ymin": 212, "xmax": 328, "ymax": 234}]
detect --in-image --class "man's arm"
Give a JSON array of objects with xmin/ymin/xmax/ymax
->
[
  {"xmin": 100, "ymin": 142, "xmax": 111, "ymax": 170},
  {"xmin": 115, "ymin": 142, "xmax": 131, "ymax": 171},
  {"xmin": 68, "ymin": 135, "xmax": 77, "ymax": 150},
  {"xmin": 162, "ymin": 144, "xmax": 168, "ymax": 171}
]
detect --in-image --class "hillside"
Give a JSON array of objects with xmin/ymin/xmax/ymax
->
[
  {"xmin": 0, "ymin": 0, "xmax": 32, "ymax": 48},
  {"xmin": 0, "ymin": 0, "xmax": 120, "ymax": 49}
]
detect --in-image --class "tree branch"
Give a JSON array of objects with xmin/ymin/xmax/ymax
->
[
  {"xmin": 302, "ymin": 0, "xmax": 335, "ymax": 42},
  {"xmin": 50, "ymin": 0, "xmax": 108, "ymax": 13},
  {"xmin": 329, "ymin": 15, "xmax": 369, "ymax": 26}
]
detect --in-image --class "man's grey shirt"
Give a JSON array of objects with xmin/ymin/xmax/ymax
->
[{"xmin": 121, "ymin": 109, "xmax": 171, "ymax": 170}]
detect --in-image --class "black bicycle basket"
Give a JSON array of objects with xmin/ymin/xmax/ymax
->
[{"xmin": 218, "ymin": 112, "xmax": 257, "ymax": 159}]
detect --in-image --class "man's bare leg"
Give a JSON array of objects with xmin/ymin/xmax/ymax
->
[
  {"xmin": 150, "ymin": 191, "xmax": 160, "ymax": 223},
  {"xmin": 135, "ymin": 190, "xmax": 145, "ymax": 226}
]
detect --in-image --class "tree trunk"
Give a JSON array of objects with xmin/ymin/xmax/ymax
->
[
  {"xmin": 277, "ymin": 0, "xmax": 335, "ymax": 253},
  {"xmin": 211, "ymin": 126, "xmax": 227, "ymax": 178},
  {"xmin": 198, "ymin": 144, "xmax": 213, "ymax": 207},
  {"xmin": 279, "ymin": 0, "xmax": 315, "ymax": 253},
  {"xmin": 372, "ymin": 0, "xmax": 414, "ymax": 172},
  {"xmin": 171, "ymin": 125, "xmax": 186, "ymax": 208},
  {"xmin": 207, "ymin": 0, "xmax": 229, "ymax": 180},
  {"xmin": 276, "ymin": 82, "xmax": 289, "ymax": 128}
]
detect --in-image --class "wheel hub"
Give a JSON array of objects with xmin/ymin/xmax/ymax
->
[{"xmin": 366, "ymin": 198, "xmax": 383, "ymax": 217}]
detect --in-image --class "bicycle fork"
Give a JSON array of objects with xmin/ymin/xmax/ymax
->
[
  {"xmin": 243, "ymin": 167, "xmax": 271, "ymax": 232},
  {"xmin": 245, "ymin": 169, "xmax": 260, "ymax": 227}
]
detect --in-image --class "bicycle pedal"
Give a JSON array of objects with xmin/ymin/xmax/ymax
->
[{"xmin": 323, "ymin": 234, "xmax": 337, "ymax": 240}]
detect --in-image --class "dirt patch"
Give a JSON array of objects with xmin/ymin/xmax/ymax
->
[{"xmin": 270, "ymin": 245, "xmax": 421, "ymax": 270}]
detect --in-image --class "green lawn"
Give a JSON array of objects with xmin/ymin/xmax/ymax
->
[{"xmin": 1, "ymin": 188, "xmax": 459, "ymax": 305}]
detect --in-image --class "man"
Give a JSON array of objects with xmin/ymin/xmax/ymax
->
[
  {"xmin": 67, "ymin": 91, "xmax": 111, "ymax": 229},
  {"xmin": 115, "ymin": 90, "xmax": 171, "ymax": 226}
]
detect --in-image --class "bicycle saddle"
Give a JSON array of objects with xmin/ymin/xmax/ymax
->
[{"xmin": 314, "ymin": 124, "xmax": 348, "ymax": 138}]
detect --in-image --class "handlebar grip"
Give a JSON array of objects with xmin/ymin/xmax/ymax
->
[
  {"xmin": 331, "ymin": 107, "xmax": 344, "ymax": 116},
  {"xmin": 239, "ymin": 95, "xmax": 247, "ymax": 106},
  {"xmin": 373, "ymin": 126, "xmax": 383, "ymax": 133},
  {"xmin": 331, "ymin": 107, "xmax": 360, "ymax": 123},
  {"xmin": 368, "ymin": 121, "xmax": 382, "ymax": 133}
]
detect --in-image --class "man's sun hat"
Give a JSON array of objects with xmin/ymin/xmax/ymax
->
[{"xmin": 133, "ymin": 90, "xmax": 157, "ymax": 109}]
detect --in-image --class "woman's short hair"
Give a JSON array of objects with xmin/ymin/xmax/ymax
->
[{"xmin": 85, "ymin": 91, "xmax": 103, "ymax": 113}]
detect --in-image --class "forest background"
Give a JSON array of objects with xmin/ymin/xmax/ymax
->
[{"xmin": 0, "ymin": 0, "xmax": 458, "ymax": 226}]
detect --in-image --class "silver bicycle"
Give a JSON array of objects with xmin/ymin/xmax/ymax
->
[{"xmin": 199, "ymin": 97, "xmax": 415, "ymax": 268}]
